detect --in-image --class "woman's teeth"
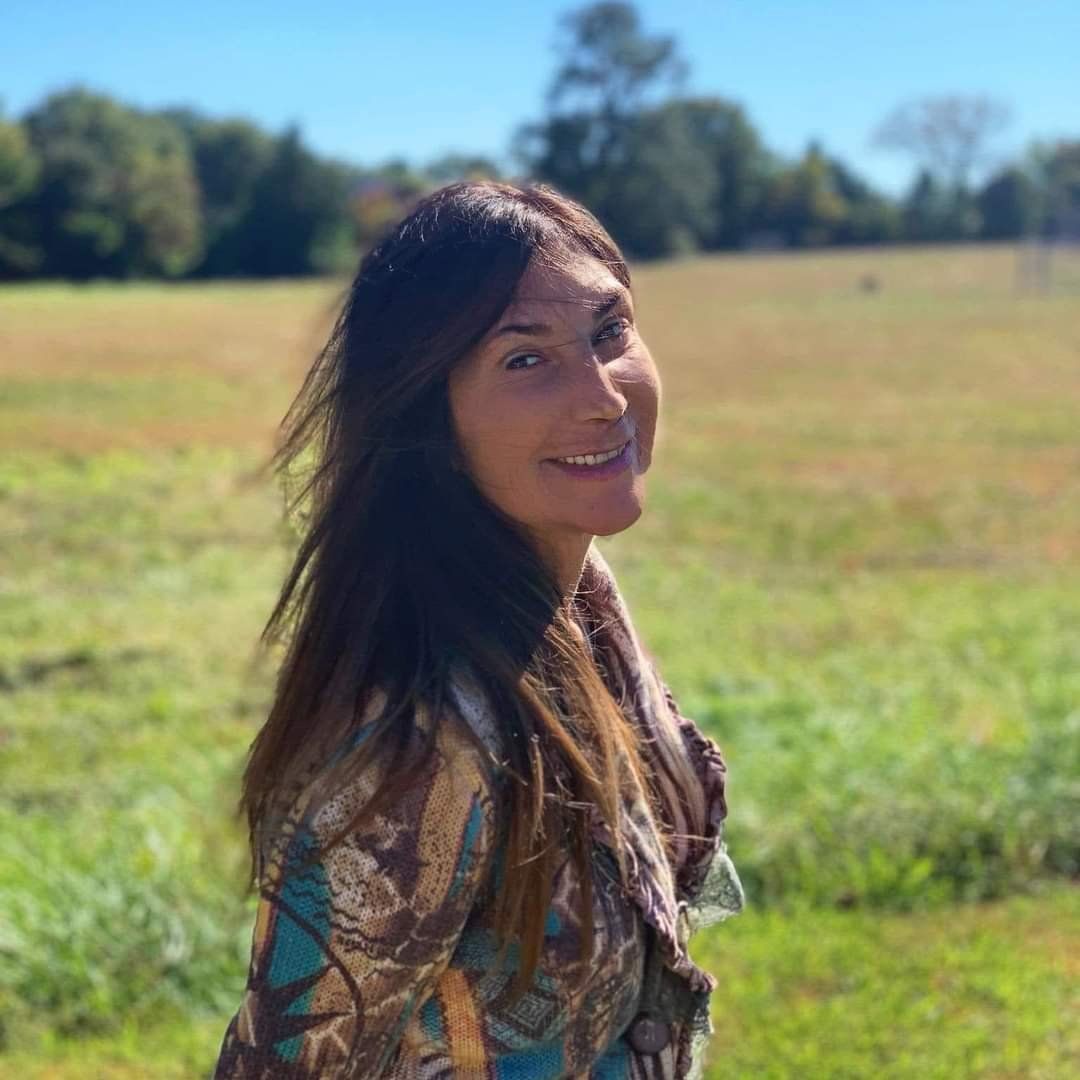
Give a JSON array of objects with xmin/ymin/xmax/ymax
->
[{"xmin": 554, "ymin": 442, "xmax": 626, "ymax": 466}]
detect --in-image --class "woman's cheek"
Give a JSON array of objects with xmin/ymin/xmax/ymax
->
[{"xmin": 624, "ymin": 355, "xmax": 660, "ymax": 468}]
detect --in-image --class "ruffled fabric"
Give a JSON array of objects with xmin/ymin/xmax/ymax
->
[
  {"xmin": 449, "ymin": 542, "xmax": 744, "ymax": 1078},
  {"xmin": 573, "ymin": 544, "xmax": 745, "ymax": 1078}
]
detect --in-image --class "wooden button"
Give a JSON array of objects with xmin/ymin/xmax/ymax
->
[{"xmin": 628, "ymin": 1013, "xmax": 670, "ymax": 1054}]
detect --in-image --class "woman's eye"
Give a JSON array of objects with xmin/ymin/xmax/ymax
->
[
  {"xmin": 506, "ymin": 353, "xmax": 544, "ymax": 371},
  {"xmin": 505, "ymin": 319, "xmax": 629, "ymax": 370},
  {"xmin": 595, "ymin": 317, "xmax": 630, "ymax": 343}
]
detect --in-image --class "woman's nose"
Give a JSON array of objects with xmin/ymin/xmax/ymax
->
[{"xmin": 568, "ymin": 349, "xmax": 628, "ymax": 423}]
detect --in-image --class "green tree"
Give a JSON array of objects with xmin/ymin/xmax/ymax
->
[
  {"xmin": 162, "ymin": 109, "xmax": 275, "ymax": 276},
  {"xmin": 762, "ymin": 143, "xmax": 850, "ymax": 247},
  {"xmin": 514, "ymin": 1, "xmax": 708, "ymax": 258},
  {"xmin": 0, "ymin": 115, "xmax": 39, "ymax": 208},
  {"xmin": 901, "ymin": 170, "xmax": 950, "ymax": 241},
  {"xmin": 976, "ymin": 166, "xmax": 1038, "ymax": 239},
  {"xmin": 665, "ymin": 97, "xmax": 772, "ymax": 249},
  {"xmin": 900, "ymin": 168, "xmax": 979, "ymax": 241},
  {"xmin": 23, "ymin": 87, "xmax": 202, "ymax": 278},
  {"xmin": 517, "ymin": 102, "xmax": 715, "ymax": 259},
  {"xmin": 423, "ymin": 153, "xmax": 503, "ymax": 184},
  {"xmin": 598, "ymin": 104, "xmax": 717, "ymax": 257},
  {"xmin": 0, "ymin": 108, "xmax": 44, "ymax": 276},
  {"xmin": 826, "ymin": 156, "xmax": 901, "ymax": 244},
  {"xmin": 545, "ymin": 1, "xmax": 686, "ymax": 119},
  {"xmin": 349, "ymin": 161, "xmax": 432, "ymax": 252},
  {"xmin": 1025, "ymin": 139, "xmax": 1080, "ymax": 238},
  {"xmin": 232, "ymin": 126, "xmax": 355, "ymax": 276}
]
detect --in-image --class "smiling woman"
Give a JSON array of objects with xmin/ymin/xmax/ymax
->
[
  {"xmin": 212, "ymin": 180, "xmax": 743, "ymax": 1079},
  {"xmin": 448, "ymin": 252, "xmax": 659, "ymax": 595}
]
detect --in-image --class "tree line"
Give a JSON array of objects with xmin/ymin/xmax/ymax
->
[{"xmin": 1, "ymin": 1, "xmax": 1077, "ymax": 280}]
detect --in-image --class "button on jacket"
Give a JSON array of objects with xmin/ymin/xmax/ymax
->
[{"xmin": 212, "ymin": 545, "xmax": 744, "ymax": 1078}]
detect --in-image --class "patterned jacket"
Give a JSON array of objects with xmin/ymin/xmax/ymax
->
[{"xmin": 212, "ymin": 545, "xmax": 744, "ymax": 1078}]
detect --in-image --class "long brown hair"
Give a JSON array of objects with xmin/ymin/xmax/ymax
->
[{"xmin": 239, "ymin": 179, "xmax": 671, "ymax": 1002}]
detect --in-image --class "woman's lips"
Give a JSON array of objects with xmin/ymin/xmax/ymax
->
[{"xmin": 544, "ymin": 438, "xmax": 633, "ymax": 479}]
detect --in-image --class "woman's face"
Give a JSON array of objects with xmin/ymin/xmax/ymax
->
[{"xmin": 448, "ymin": 249, "xmax": 661, "ymax": 578}]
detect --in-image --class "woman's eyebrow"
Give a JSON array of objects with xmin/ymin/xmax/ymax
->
[{"xmin": 491, "ymin": 289, "xmax": 629, "ymax": 339}]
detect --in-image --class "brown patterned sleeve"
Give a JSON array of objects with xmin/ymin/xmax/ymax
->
[{"xmin": 211, "ymin": 719, "xmax": 501, "ymax": 1079}]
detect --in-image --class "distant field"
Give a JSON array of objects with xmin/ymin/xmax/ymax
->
[{"xmin": 1, "ymin": 245, "xmax": 1077, "ymax": 1077}]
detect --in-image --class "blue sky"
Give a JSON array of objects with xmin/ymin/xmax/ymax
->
[{"xmin": 3, "ymin": 0, "xmax": 1077, "ymax": 195}]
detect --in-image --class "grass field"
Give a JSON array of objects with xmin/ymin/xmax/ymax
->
[{"xmin": 1, "ymin": 244, "xmax": 1077, "ymax": 1077}]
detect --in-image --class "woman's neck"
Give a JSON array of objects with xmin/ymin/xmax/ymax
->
[{"xmin": 542, "ymin": 531, "xmax": 594, "ymax": 603}]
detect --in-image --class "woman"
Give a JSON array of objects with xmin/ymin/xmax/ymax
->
[{"xmin": 213, "ymin": 180, "xmax": 744, "ymax": 1079}]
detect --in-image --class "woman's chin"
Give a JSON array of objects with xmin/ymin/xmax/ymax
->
[{"xmin": 577, "ymin": 499, "xmax": 645, "ymax": 539}]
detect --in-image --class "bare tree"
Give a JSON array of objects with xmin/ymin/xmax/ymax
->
[{"xmin": 872, "ymin": 94, "xmax": 1012, "ymax": 192}]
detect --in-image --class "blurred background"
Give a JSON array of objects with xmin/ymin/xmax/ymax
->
[{"xmin": 1, "ymin": 2, "xmax": 1077, "ymax": 1076}]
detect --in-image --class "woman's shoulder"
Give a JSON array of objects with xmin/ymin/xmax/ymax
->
[
  {"xmin": 220, "ymin": 686, "xmax": 509, "ymax": 1080},
  {"xmin": 257, "ymin": 680, "xmax": 505, "ymax": 875},
  {"xmin": 337, "ymin": 680, "xmax": 502, "ymax": 804},
  {"xmin": 445, "ymin": 658, "xmax": 510, "ymax": 781}
]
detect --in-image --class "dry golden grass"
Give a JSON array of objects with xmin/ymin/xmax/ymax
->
[
  {"xmin": 3, "ymin": 243, "xmax": 1075, "ymax": 447},
  {"xmin": 1, "ymin": 279, "xmax": 341, "ymax": 452},
  {"xmin": 3, "ymin": 244, "xmax": 1077, "ymax": 572}
]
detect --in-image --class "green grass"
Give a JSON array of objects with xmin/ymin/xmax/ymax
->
[
  {"xmin": 1, "ymin": 245, "xmax": 1077, "ymax": 1076},
  {"xmin": 696, "ymin": 886, "xmax": 1079, "ymax": 1079},
  {"xmin": 3, "ymin": 889, "xmax": 1075, "ymax": 1079}
]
